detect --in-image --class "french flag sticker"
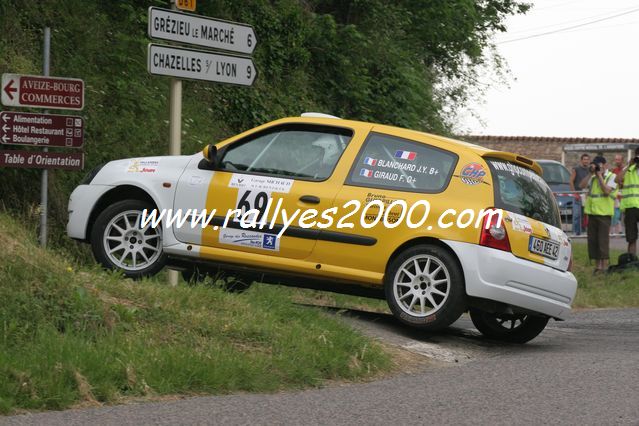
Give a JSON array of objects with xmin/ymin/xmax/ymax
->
[
  {"xmin": 395, "ymin": 150, "xmax": 416, "ymax": 160},
  {"xmin": 364, "ymin": 157, "xmax": 377, "ymax": 166},
  {"xmin": 360, "ymin": 168, "xmax": 373, "ymax": 178}
]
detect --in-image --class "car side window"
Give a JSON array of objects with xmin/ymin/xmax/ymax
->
[
  {"xmin": 219, "ymin": 124, "xmax": 353, "ymax": 181},
  {"xmin": 346, "ymin": 132, "xmax": 457, "ymax": 193}
]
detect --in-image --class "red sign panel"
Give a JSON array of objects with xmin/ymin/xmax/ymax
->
[
  {"xmin": 0, "ymin": 150, "xmax": 84, "ymax": 170},
  {"xmin": 1, "ymin": 73, "xmax": 84, "ymax": 111},
  {"xmin": 0, "ymin": 111, "xmax": 84, "ymax": 148}
]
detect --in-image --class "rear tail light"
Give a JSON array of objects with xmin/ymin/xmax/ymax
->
[
  {"xmin": 479, "ymin": 210, "xmax": 511, "ymax": 252},
  {"xmin": 568, "ymin": 253, "xmax": 573, "ymax": 272}
]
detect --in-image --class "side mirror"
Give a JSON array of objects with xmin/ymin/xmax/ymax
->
[{"xmin": 202, "ymin": 144, "xmax": 218, "ymax": 165}]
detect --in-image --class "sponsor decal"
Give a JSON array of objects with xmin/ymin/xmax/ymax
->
[
  {"xmin": 460, "ymin": 162, "xmax": 486, "ymax": 185},
  {"xmin": 489, "ymin": 160, "xmax": 545, "ymax": 186},
  {"xmin": 229, "ymin": 174, "xmax": 293, "ymax": 193},
  {"xmin": 508, "ymin": 212, "xmax": 533, "ymax": 234},
  {"xmin": 127, "ymin": 159, "xmax": 159, "ymax": 173},
  {"xmin": 360, "ymin": 168, "xmax": 373, "ymax": 178},
  {"xmin": 218, "ymin": 228, "xmax": 280, "ymax": 251},
  {"xmin": 394, "ymin": 150, "xmax": 416, "ymax": 161},
  {"xmin": 364, "ymin": 157, "xmax": 377, "ymax": 166}
]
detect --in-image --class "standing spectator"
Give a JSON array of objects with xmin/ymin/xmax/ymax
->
[
  {"xmin": 580, "ymin": 155, "xmax": 617, "ymax": 273},
  {"xmin": 570, "ymin": 153, "xmax": 590, "ymax": 235},
  {"xmin": 620, "ymin": 148, "xmax": 639, "ymax": 256},
  {"xmin": 610, "ymin": 154, "xmax": 625, "ymax": 235}
]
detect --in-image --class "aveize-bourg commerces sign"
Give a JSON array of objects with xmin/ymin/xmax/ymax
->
[
  {"xmin": 2, "ymin": 74, "xmax": 84, "ymax": 111},
  {"xmin": 1, "ymin": 74, "xmax": 85, "ymax": 171}
]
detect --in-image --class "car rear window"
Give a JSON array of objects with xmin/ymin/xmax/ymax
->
[
  {"xmin": 487, "ymin": 158, "xmax": 561, "ymax": 228},
  {"xmin": 346, "ymin": 132, "xmax": 457, "ymax": 193}
]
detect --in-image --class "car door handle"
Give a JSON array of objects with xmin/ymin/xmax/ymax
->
[{"xmin": 299, "ymin": 195, "xmax": 320, "ymax": 204}]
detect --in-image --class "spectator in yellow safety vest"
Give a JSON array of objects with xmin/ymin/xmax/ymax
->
[
  {"xmin": 579, "ymin": 155, "xmax": 618, "ymax": 273},
  {"xmin": 619, "ymin": 147, "xmax": 639, "ymax": 256}
]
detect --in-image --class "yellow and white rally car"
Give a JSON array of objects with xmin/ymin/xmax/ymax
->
[{"xmin": 67, "ymin": 114, "xmax": 577, "ymax": 343}]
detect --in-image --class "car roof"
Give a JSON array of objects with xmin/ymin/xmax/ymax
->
[{"xmin": 267, "ymin": 116, "xmax": 543, "ymax": 175}]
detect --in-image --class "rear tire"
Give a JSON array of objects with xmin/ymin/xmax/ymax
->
[
  {"xmin": 91, "ymin": 199, "xmax": 166, "ymax": 279},
  {"xmin": 469, "ymin": 308, "xmax": 549, "ymax": 344},
  {"xmin": 385, "ymin": 244, "xmax": 466, "ymax": 331}
]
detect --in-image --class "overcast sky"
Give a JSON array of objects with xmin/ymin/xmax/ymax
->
[{"xmin": 460, "ymin": 0, "xmax": 639, "ymax": 138}]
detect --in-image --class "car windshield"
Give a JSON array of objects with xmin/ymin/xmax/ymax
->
[
  {"xmin": 539, "ymin": 162, "xmax": 571, "ymax": 185},
  {"xmin": 486, "ymin": 158, "xmax": 561, "ymax": 228}
]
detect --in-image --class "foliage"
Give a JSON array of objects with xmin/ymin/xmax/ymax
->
[{"xmin": 0, "ymin": 0, "xmax": 528, "ymax": 256}]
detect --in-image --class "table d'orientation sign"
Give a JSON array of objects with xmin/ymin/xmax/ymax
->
[{"xmin": 0, "ymin": 150, "xmax": 84, "ymax": 170}]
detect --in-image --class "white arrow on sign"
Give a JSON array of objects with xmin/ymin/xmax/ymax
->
[
  {"xmin": 2, "ymin": 124, "xmax": 8, "ymax": 133},
  {"xmin": 148, "ymin": 7, "xmax": 257, "ymax": 55},
  {"xmin": 1, "ymin": 113, "xmax": 10, "ymax": 123},
  {"xmin": 1, "ymin": 135, "xmax": 8, "ymax": 143},
  {"xmin": 147, "ymin": 43, "xmax": 257, "ymax": 86}
]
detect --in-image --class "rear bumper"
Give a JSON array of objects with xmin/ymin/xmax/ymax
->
[{"xmin": 444, "ymin": 240, "xmax": 577, "ymax": 319}]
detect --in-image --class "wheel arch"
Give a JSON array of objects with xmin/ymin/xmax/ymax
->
[
  {"xmin": 386, "ymin": 237, "xmax": 467, "ymax": 292},
  {"xmin": 86, "ymin": 185, "xmax": 159, "ymax": 242}
]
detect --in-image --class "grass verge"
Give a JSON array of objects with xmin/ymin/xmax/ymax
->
[
  {"xmin": 0, "ymin": 213, "xmax": 391, "ymax": 415},
  {"xmin": 571, "ymin": 242, "xmax": 639, "ymax": 308}
]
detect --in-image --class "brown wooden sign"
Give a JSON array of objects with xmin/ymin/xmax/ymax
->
[
  {"xmin": 1, "ymin": 74, "xmax": 84, "ymax": 111},
  {"xmin": 0, "ymin": 111, "xmax": 84, "ymax": 148},
  {"xmin": 0, "ymin": 150, "xmax": 84, "ymax": 170}
]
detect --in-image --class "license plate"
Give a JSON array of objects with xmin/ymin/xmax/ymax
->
[
  {"xmin": 559, "ymin": 209, "xmax": 571, "ymax": 216},
  {"xmin": 529, "ymin": 236, "xmax": 560, "ymax": 260}
]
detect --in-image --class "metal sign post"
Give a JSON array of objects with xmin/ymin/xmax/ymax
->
[
  {"xmin": 1, "ymin": 29, "xmax": 86, "ymax": 248},
  {"xmin": 40, "ymin": 27, "xmax": 50, "ymax": 248},
  {"xmin": 167, "ymin": 3, "xmax": 182, "ymax": 286},
  {"xmin": 149, "ymin": 1, "xmax": 257, "ymax": 285}
]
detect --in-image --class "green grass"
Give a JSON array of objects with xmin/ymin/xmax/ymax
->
[
  {"xmin": 0, "ymin": 214, "xmax": 391, "ymax": 415},
  {"xmin": 571, "ymin": 243, "xmax": 639, "ymax": 308}
]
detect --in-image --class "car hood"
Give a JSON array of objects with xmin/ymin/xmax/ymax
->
[{"xmin": 91, "ymin": 154, "xmax": 197, "ymax": 185}]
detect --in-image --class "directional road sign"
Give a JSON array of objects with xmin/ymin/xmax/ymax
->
[
  {"xmin": 148, "ymin": 7, "xmax": 257, "ymax": 55},
  {"xmin": 0, "ymin": 150, "xmax": 84, "ymax": 170},
  {"xmin": 1, "ymin": 74, "xmax": 84, "ymax": 110},
  {"xmin": 147, "ymin": 43, "xmax": 257, "ymax": 86},
  {"xmin": 0, "ymin": 111, "xmax": 84, "ymax": 148}
]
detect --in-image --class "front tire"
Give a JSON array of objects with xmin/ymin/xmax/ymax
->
[
  {"xmin": 90, "ymin": 199, "xmax": 166, "ymax": 279},
  {"xmin": 469, "ymin": 308, "xmax": 549, "ymax": 344},
  {"xmin": 385, "ymin": 244, "xmax": 466, "ymax": 331}
]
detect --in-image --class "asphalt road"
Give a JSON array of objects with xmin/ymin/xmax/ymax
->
[{"xmin": 4, "ymin": 308, "xmax": 639, "ymax": 426}]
